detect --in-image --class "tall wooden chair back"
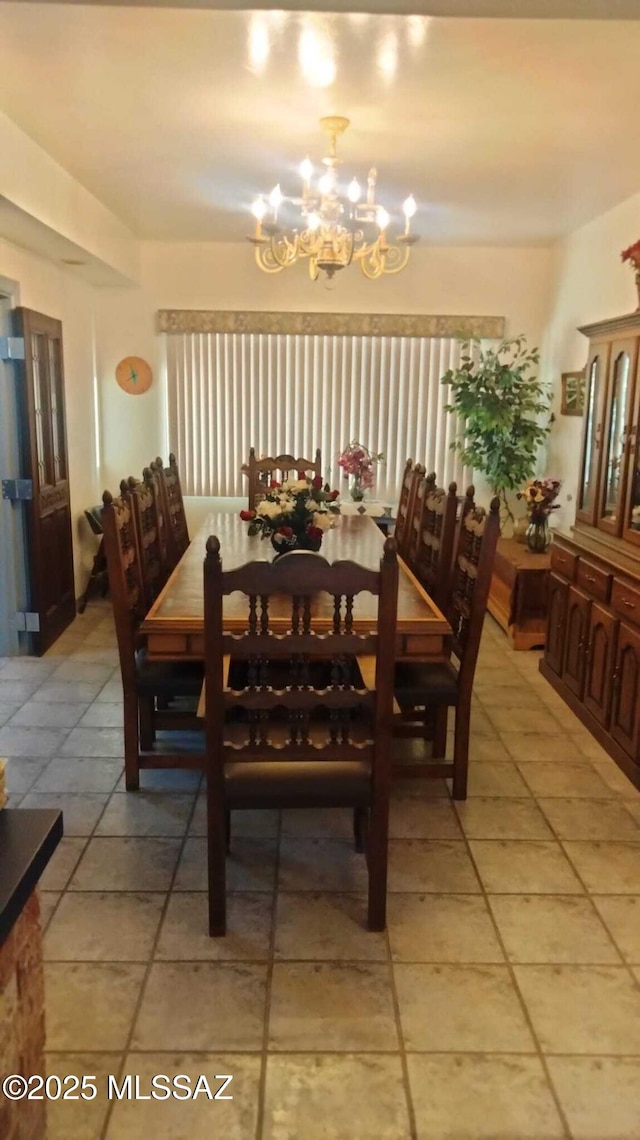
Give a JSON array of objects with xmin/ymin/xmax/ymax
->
[
  {"xmin": 447, "ymin": 492, "xmax": 501, "ymax": 687},
  {"xmin": 413, "ymin": 478, "xmax": 459, "ymax": 609},
  {"xmin": 392, "ymin": 459, "xmax": 414, "ymax": 552},
  {"xmin": 152, "ymin": 454, "xmax": 190, "ymax": 570},
  {"xmin": 123, "ymin": 475, "xmax": 167, "ymax": 612},
  {"xmin": 398, "ymin": 463, "xmax": 425, "ymax": 559},
  {"xmin": 405, "ymin": 470, "xmax": 433, "ymax": 570},
  {"xmin": 101, "ymin": 490, "xmax": 145, "ymax": 691},
  {"xmin": 144, "ymin": 465, "xmax": 171, "ymax": 574},
  {"xmin": 204, "ymin": 540, "xmax": 399, "ymax": 935},
  {"xmin": 246, "ymin": 448, "xmax": 322, "ymax": 510}
]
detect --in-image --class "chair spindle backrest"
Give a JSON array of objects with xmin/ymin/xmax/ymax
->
[
  {"xmin": 414, "ymin": 479, "xmax": 459, "ymax": 609},
  {"xmin": 124, "ymin": 474, "xmax": 167, "ymax": 611},
  {"xmin": 447, "ymin": 492, "xmax": 500, "ymax": 684},
  {"xmin": 152, "ymin": 454, "xmax": 190, "ymax": 570},
  {"xmin": 247, "ymin": 448, "xmax": 322, "ymax": 511},
  {"xmin": 393, "ymin": 459, "xmax": 414, "ymax": 553},
  {"xmin": 204, "ymin": 542, "xmax": 398, "ymax": 771},
  {"xmin": 101, "ymin": 490, "xmax": 146, "ymax": 686}
]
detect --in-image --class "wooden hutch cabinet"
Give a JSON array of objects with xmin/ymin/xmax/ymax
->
[{"xmin": 540, "ymin": 311, "xmax": 640, "ymax": 789}]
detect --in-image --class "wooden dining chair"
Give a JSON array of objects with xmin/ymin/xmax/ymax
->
[
  {"xmin": 101, "ymin": 489, "xmax": 204, "ymax": 791},
  {"xmin": 151, "ymin": 454, "xmax": 190, "ymax": 571},
  {"xmin": 246, "ymin": 447, "xmax": 322, "ymax": 510},
  {"xmin": 203, "ymin": 539, "xmax": 399, "ymax": 935},
  {"xmin": 121, "ymin": 476, "xmax": 168, "ymax": 612},
  {"xmin": 413, "ymin": 479, "xmax": 459, "ymax": 610},
  {"xmin": 405, "ymin": 470, "xmax": 434, "ymax": 572},
  {"xmin": 392, "ymin": 459, "xmax": 415, "ymax": 555},
  {"xmin": 393, "ymin": 493, "xmax": 500, "ymax": 799}
]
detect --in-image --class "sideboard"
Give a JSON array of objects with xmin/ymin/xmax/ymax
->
[{"xmin": 540, "ymin": 310, "xmax": 640, "ymax": 789}]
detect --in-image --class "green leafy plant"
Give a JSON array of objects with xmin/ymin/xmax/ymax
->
[{"xmin": 442, "ymin": 336, "xmax": 552, "ymax": 524}]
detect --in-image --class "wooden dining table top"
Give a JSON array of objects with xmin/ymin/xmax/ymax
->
[{"xmin": 141, "ymin": 511, "xmax": 451, "ymax": 661}]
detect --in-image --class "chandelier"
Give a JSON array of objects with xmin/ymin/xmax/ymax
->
[{"xmin": 248, "ymin": 116, "xmax": 419, "ymax": 281}]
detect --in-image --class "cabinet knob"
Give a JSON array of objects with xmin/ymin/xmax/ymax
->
[
  {"xmin": 622, "ymin": 599, "xmax": 636, "ymax": 609},
  {"xmin": 584, "ymin": 574, "xmax": 596, "ymax": 584}
]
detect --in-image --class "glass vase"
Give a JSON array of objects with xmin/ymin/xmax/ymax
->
[
  {"xmin": 526, "ymin": 517, "xmax": 550, "ymax": 554},
  {"xmin": 350, "ymin": 476, "xmax": 365, "ymax": 502}
]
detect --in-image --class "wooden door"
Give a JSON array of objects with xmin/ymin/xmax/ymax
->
[
  {"xmin": 545, "ymin": 572, "xmax": 568, "ymax": 676},
  {"xmin": 562, "ymin": 586, "xmax": 590, "ymax": 697},
  {"xmin": 577, "ymin": 342, "xmax": 610, "ymax": 526},
  {"xmin": 584, "ymin": 603, "xmax": 617, "ymax": 726},
  {"xmin": 13, "ymin": 308, "xmax": 75, "ymax": 654},
  {"xmin": 598, "ymin": 338, "xmax": 638, "ymax": 538},
  {"xmin": 610, "ymin": 621, "xmax": 640, "ymax": 760}
]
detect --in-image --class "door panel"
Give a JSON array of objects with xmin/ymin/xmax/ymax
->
[
  {"xmin": 577, "ymin": 345, "xmax": 610, "ymax": 526},
  {"xmin": 584, "ymin": 603, "xmax": 617, "ymax": 726},
  {"xmin": 598, "ymin": 338, "xmax": 638, "ymax": 537},
  {"xmin": 544, "ymin": 572, "xmax": 568, "ymax": 676},
  {"xmin": 611, "ymin": 622, "xmax": 640, "ymax": 760},
  {"xmin": 13, "ymin": 307, "xmax": 75, "ymax": 654},
  {"xmin": 562, "ymin": 586, "xmax": 590, "ymax": 698}
]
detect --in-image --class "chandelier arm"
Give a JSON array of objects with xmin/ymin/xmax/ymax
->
[
  {"xmin": 269, "ymin": 234, "xmax": 299, "ymax": 268},
  {"xmin": 255, "ymin": 245, "xmax": 285, "ymax": 274},
  {"xmin": 378, "ymin": 244, "xmax": 411, "ymax": 275}
]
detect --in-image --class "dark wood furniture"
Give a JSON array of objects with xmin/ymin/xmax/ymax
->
[
  {"xmin": 540, "ymin": 312, "xmax": 640, "ymax": 790},
  {"xmin": 101, "ymin": 489, "xmax": 203, "ymax": 790},
  {"xmin": 78, "ymin": 506, "xmax": 109, "ymax": 613},
  {"xmin": 13, "ymin": 307, "xmax": 75, "ymax": 653},
  {"xmin": 0, "ymin": 809, "xmax": 62, "ymax": 1140},
  {"xmin": 412, "ymin": 479, "xmax": 458, "ymax": 611},
  {"xmin": 488, "ymin": 537, "xmax": 551, "ymax": 650},
  {"xmin": 394, "ymin": 496, "xmax": 501, "ymax": 799},
  {"xmin": 151, "ymin": 454, "xmax": 190, "ymax": 570},
  {"xmin": 204, "ymin": 539, "xmax": 399, "ymax": 935},
  {"xmin": 140, "ymin": 512, "xmax": 452, "ymax": 664},
  {"xmin": 124, "ymin": 476, "xmax": 168, "ymax": 611},
  {"xmin": 245, "ymin": 448, "xmax": 322, "ymax": 510},
  {"xmin": 391, "ymin": 458, "xmax": 414, "ymax": 553}
]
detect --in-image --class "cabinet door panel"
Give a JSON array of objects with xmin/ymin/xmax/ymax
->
[
  {"xmin": 622, "ymin": 349, "xmax": 640, "ymax": 545},
  {"xmin": 562, "ymin": 587, "xmax": 591, "ymax": 697},
  {"xmin": 577, "ymin": 345, "xmax": 610, "ymax": 526},
  {"xmin": 610, "ymin": 622, "xmax": 640, "ymax": 760},
  {"xmin": 545, "ymin": 573, "xmax": 569, "ymax": 676},
  {"xmin": 598, "ymin": 338, "xmax": 638, "ymax": 537},
  {"xmin": 584, "ymin": 604, "xmax": 617, "ymax": 726}
]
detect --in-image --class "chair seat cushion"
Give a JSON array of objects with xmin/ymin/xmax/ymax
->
[
  {"xmin": 224, "ymin": 759, "xmax": 373, "ymax": 810},
  {"xmin": 394, "ymin": 660, "xmax": 459, "ymax": 708},
  {"xmin": 136, "ymin": 650, "xmax": 204, "ymax": 696}
]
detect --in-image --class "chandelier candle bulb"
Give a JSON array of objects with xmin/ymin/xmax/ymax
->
[{"xmin": 348, "ymin": 178, "xmax": 361, "ymax": 204}]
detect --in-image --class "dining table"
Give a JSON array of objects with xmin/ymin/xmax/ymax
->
[{"xmin": 140, "ymin": 511, "xmax": 452, "ymax": 662}]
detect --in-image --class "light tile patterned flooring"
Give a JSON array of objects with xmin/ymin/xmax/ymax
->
[{"xmin": 3, "ymin": 603, "xmax": 640, "ymax": 1138}]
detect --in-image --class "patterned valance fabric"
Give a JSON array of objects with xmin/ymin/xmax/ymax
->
[{"xmin": 157, "ymin": 309, "xmax": 505, "ymax": 340}]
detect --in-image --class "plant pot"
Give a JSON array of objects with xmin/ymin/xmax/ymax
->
[{"xmin": 526, "ymin": 517, "xmax": 550, "ymax": 553}]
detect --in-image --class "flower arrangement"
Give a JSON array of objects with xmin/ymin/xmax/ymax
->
[
  {"xmin": 621, "ymin": 240, "xmax": 640, "ymax": 310},
  {"xmin": 517, "ymin": 477, "xmax": 562, "ymax": 523},
  {"xmin": 338, "ymin": 441, "xmax": 385, "ymax": 501},
  {"xmin": 621, "ymin": 239, "xmax": 640, "ymax": 270},
  {"xmin": 240, "ymin": 474, "xmax": 340, "ymax": 552}
]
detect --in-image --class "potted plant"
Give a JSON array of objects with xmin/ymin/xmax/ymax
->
[
  {"xmin": 240, "ymin": 473, "xmax": 340, "ymax": 554},
  {"xmin": 442, "ymin": 336, "xmax": 552, "ymax": 527}
]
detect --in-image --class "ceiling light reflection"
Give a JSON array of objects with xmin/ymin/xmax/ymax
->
[
  {"xmin": 248, "ymin": 14, "xmax": 270, "ymax": 73},
  {"xmin": 298, "ymin": 24, "xmax": 336, "ymax": 88},
  {"xmin": 377, "ymin": 31, "xmax": 398, "ymax": 82},
  {"xmin": 407, "ymin": 16, "xmax": 429, "ymax": 49}
]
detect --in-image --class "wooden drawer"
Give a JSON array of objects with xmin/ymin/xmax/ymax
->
[
  {"xmin": 577, "ymin": 558, "xmax": 611, "ymax": 603},
  {"xmin": 550, "ymin": 545, "xmax": 577, "ymax": 580},
  {"xmin": 611, "ymin": 579, "xmax": 640, "ymax": 629}
]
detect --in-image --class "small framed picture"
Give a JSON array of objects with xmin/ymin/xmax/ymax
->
[{"xmin": 561, "ymin": 370, "xmax": 585, "ymax": 416}]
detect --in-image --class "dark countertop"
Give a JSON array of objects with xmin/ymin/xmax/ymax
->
[{"xmin": 0, "ymin": 809, "xmax": 63, "ymax": 947}]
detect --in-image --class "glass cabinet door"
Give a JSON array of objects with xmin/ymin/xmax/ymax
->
[
  {"xmin": 598, "ymin": 343, "xmax": 634, "ymax": 535},
  {"xmin": 577, "ymin": 349, "xmax": 607, "ymax": 524},
  {"xmin": 623, "ymin": 350, "xmax": 640, "ymax": 545}
]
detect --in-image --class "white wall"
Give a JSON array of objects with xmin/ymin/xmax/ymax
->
[
  {"xmin": 0, "ymin": 238, "xmax": 100, "ymax": 593},
  {"xmin": 541, "ymin": 190, "xmax": 640, "ymax": 530},
  {"xmin": 95, "ymin": 240, "xmax": 554, "ymax": 491}
]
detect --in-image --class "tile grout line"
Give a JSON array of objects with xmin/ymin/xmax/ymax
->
[
  {"xmin": 254, "ymin": 808, "xmax": 282, "ymax": 1140},
  {"xmin": 453, "ymin": 794, "xmax": 574, "ymax": 1140},
  {"xmin": 383, "ymin": 917, "xmax": 418, "ymax": 1139},
  {"xmin": 97, "ymin": 771, "xmax": 203, "ymax": 1140}
]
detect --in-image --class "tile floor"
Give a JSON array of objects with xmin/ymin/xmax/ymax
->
[{"xmin": 3, "ymin": 603, "xmax": 640, "ymax": 1139}]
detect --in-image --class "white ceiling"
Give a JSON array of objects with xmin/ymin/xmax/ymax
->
[{"xmin": 0, "ymin": 4, "xmax": 639, "ymax": 246}]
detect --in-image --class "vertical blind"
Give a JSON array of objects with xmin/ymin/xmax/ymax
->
[{"xmin": 166, "ymin": 332, "xmax": 467, "ymax": 499}]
